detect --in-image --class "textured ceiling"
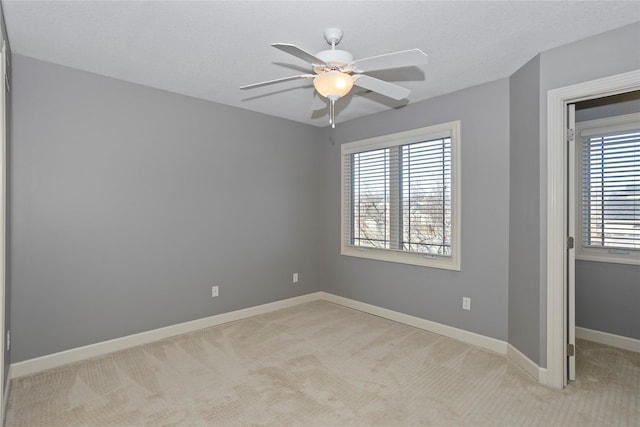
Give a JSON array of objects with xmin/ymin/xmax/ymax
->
[{"xmin": 2, "ymin": 1, "xmax": 639, "ymax": 127}]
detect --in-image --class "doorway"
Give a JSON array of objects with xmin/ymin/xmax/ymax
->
[
  {"xmin": 546, "ymin": 69, "xmax": 640, "ymax": 389},
  {"xmin": 568, "ymin": 92, "xmax": 640, "ymax": 383},
  {"xmin": 568, "ymin": 91, "xmax": 640, "ymax": 380}
]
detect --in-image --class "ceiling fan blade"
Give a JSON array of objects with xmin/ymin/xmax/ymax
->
[
  {"xmin": 351, "ymin": 49, "xmax": 428, "ymax": 73},
  {"xmin": 353, "ymin": 75, "xmax": 410, "ymax": 100},
  {"xmin": 271, "ymin": 43, "xmax": 327, "ymax": 66},
  {"xmin": 240, "ymin": 74, "xmax": 314, "ymax": 90}
]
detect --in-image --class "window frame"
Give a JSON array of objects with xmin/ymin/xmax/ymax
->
[
  {"xmin": 575, "ymin": 112, "xmax": 640, "ymax": 266},
  {"xmin": 340, "ymin": 121, "xmax": 461, "ymax": 270}
]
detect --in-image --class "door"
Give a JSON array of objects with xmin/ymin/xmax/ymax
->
[
  {"xmin": 567, "ymin": 103, "xmax": 576, "ymax": 382},
  {"xmin": 0, "ymin": 39, "xmax": 5, "ymax": 418}
]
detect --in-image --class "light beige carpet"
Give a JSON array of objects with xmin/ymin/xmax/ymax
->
[{"xmin": 5, "ymin": 300, "xmax": 640, "ymax": 426}]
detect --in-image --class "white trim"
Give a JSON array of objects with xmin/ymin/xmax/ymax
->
[
  {"xmin": 319, "ymin": 292, "xmax": 507, "ymax": 354},
  {"xmin": 538, "ymin": 367, "xmax": 547, "ymax": 384},
  {"xmin": 2, "ymin": 365, "xmax": 9, "ymax": 423},
  {"xmin": 546, "ymin": 69, "xmax": 640, "ymax": 390},
  {"xmin": 10, "ymin": 292, "xmax": 321, "ymax": 378},
  {"xmin": 575, "ymin": 253, "xmax": 640, "ymax": 266},
  {"xmin": 341, "ymin": 123, "xmax": 456, "ymax": 154},
  {"xmin": 11, "ymin": 292, "xmax": 549, "ymax": 385},
  {"xmin": 323, "ymin": 293, "xmax": 550, "ymax": 380},
  {"xmin": 578, "ymin": 112, "xmax": 640, "ymax": 137},
  {"xmin": 567, "ymin": 102, "xmax": 577, "ymax": 382},
  {"xmin": 506, "ymin": 343, "xmax": 545, "ymax": 381},
  {"xmin": 340, "ymin": 121, "xmax": 461, "ymax": 271},
  {"xmin": 0, "ymin": 39, "xmax": 6, "ymax": 423},
  {"xmin": 576, "ymin": 327, "xmax": 640, "ymax": 353}
]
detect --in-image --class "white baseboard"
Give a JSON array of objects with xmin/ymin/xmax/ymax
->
[
  {"xmin": 2, "ymin": 365, "xmax": 10, "ymax": 424},
  {"xmin": 320, "ymin": 293, "xmax": 546, "ymax": 383},
  {"xmin": 318, "ymin": 292, "xmax": 508, "ymax": 354},
  {"xmin": 506, "ymin": 343, "xmax": 545, "ymax": 381},
  {"xmin": 12, "ymin": 291, "xmax": 550, "ymax": 385},
  {"xmin": 576, "ymin": 327, "xmax": 640, "ymax": 353},
  {"xmin": 10, "ymin": 292, "xmax": 322, "ymax": 378},
  {"xmin": 538, "ymin": 367, "xmax": 547, "ymax": 384}
]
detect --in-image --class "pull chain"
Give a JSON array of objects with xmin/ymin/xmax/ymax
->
[{"xmin": 330, "ymin": 98, "xmax": 336, "ymax": 128}]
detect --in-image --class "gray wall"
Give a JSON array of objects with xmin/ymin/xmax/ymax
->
[
  {"xmin": 576, "ymin": 261, "xmax": 640, "ymax": 339},
  {"xmin": 508, "ymin": 55, "xmax": 541, "ymax": 364},
  {"xmin": 320, "ymin": 79, "xmax": 511, "ymax": 341},
  {"xmin": 10, "ymin": 55, "xmax": 324, "ymax": 362},
  {"xmin": 534, "ymin": 22, "xmax": 640, "ymax": 366}
]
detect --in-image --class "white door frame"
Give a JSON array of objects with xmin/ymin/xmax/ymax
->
[
  {"xmin": 545, "ymin": 69, "xmax": 640, "ymax": 389},
  {"xmin": 0, "ymin": 39, "xmax": 6, "ymax": 421},
  {"xmin": 567, "ymin": 103, "xmax": 576, "ymax": 383}
]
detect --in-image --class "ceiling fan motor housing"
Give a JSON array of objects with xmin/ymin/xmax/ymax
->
[{"xmin": 314, "ymin": 50, "xmax": 354, "ymax": 73}]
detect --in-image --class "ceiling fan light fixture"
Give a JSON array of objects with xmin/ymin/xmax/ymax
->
[{"xmin": 313, "ymin": 71, "xmax": 354, "ymax": 99}]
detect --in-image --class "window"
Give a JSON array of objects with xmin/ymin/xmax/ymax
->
[
  {"xmin": 341, "ymin": 121, "xmax": 461, "ymax": 270},
  {"xmin": 576, "ymin": 112, "xmax": 640, "ymax": 265}
]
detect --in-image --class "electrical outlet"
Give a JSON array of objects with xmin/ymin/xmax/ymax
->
[
  {"xmin": 462, "ymin": 297, "xmax": 471, "ymax": 311},
  {"xmin": 293, "ymin": 273, "xmax": 299, "ymax": 283},
  {"xmin": 212, "ymin": 285, "xmax": 219, "ymax": 298}
]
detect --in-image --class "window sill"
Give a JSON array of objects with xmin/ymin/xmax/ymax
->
[
  {"xmin": 576, "ymin": 251, "xmax": 640, "ymax": 266},
  {"xmin": 341, "ymin": 246, "xmax": 461, "ymax": 271}
]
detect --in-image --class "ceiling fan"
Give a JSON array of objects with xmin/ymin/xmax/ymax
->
[{"xmin": 240, "ymin": 28, "xmax": 428, "ymax": 128}]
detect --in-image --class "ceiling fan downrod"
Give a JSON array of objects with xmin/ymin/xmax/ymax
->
[{"xmin": 323, "ymin": 27, "xmax": 343, "ymax": 50}]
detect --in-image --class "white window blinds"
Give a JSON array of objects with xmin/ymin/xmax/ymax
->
[
  {"xmin": 346, "ymin": 139, "xmax": 451, "ymax": 254},
  {"xmin": 400, "ymin": 139, "xmax": 452, "ymax": 255},
  {"xmin": 580, "ymin": 128, "xmax": 640, "ymax": 250},
  {"xmin": 349, "ymin": 147, "xmax": 391, "ymax": 249}
]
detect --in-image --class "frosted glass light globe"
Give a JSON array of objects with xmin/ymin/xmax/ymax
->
[{"xmin": 313, "ymin": 71, "xmax": 354, "ymax": 99}]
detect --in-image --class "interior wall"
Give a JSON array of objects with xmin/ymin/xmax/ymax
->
[
  {"xmin": 320, "ymin": 78, "xmax": 511, "ymax": 342},
  {"xmin": 10, "ymin": 55, "xmax": 324, "ymax": 363},
  {"xmin": 508, "ymin": 54, "xmax": 541, "ymax": 364},
  {"xmin": 575, "ymin": 261, "xmax": 639, "ymax": 339},
  {"xmin": 537, "ymin": 22, "xmax": 640, "ymax": 366}
]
